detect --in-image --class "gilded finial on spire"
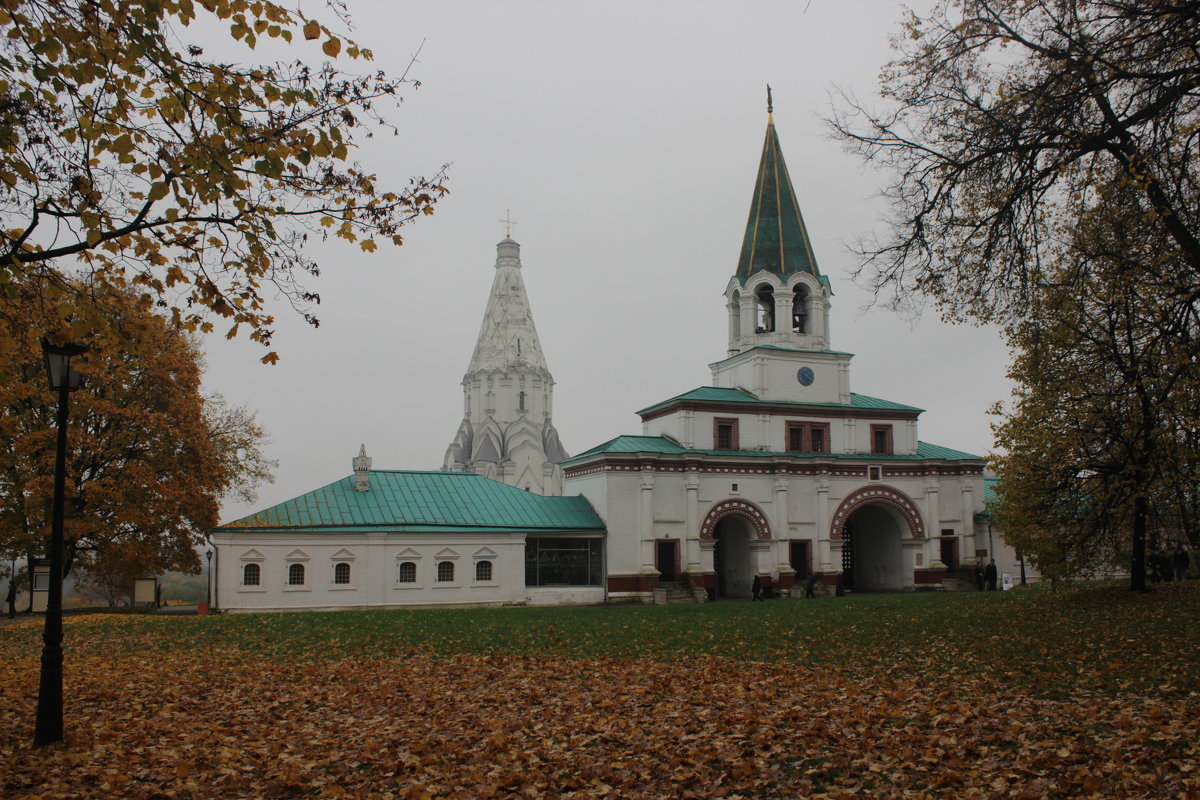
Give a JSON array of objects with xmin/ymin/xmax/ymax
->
[
  {"xmin": 500, "ymin": 209, "xmax": 518, "ymax": 239},
  {"xmin": 767, "ymin": 84, "xmax": 774, "ymax": 117}
]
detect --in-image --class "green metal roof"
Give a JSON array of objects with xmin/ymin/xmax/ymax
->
[
  {"xmin": 735, "ymin": 115, "xmax": 821, "ymax": 282},
  {"xmin": 564, "ymin": 435, "xmax": 983, "ymax": 465},
  {"xmin": 218, "ymin": 471, "xmax": 604, "ymax": 532},
  {"xmin": 636, "ymin": 386, "xmax": 924, "ymax": 417}
]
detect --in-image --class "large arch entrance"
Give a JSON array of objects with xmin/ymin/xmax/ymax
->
[
  {"xmin": 831, "ymin": 486, "xmax": 924, "ymax": 592},
  {"xmin": 842, "ymin": 505, "xmax": 906, "ymax": 591}
]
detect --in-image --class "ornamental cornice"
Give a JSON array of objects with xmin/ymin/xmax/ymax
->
[
  {"xmin": 699, "ymin": 499, "xmax": 772, "ymax": 540},
  {"xmin": 829, "ymin": 485, "xmax": 925, "ymax": 541}
]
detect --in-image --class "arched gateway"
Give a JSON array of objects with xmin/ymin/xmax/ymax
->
[
  {"xmin": 829, "ymin": 486, "xmax": 925, "ymax": 592},
  {"xmin": 701, "ymin": 500, "xmax": 771, "ymax": 600}
]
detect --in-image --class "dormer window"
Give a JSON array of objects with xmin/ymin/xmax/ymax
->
[
  {"xmin": 754, "ymin": 284, "xmax": 775, "ymax": 332},
  {"xmin": 871, "ymin": 424, "xmax": 894, "ymax": 455},
  {"xmin": 714, "ymin": 417, "xmax": 740, "ymax": 450}
]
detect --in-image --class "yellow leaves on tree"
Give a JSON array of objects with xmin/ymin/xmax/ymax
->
[
  {"xmin": 0, "ymin": 0, "xmax": 447, "ymax": 359},
  {"xmin": 0, "ymin": 278, "xmax": 273, "ymax": 587}
]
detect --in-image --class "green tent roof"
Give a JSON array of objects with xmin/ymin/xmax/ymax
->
[
  {"xmin": 564, "ymin": 435, "xmax": 982, "ymax": 465},
  {"xmin": 218, "ymin": 471, "xmax": 604, "ymax": 532},
  {"xmin": 636, "ymin": 386, "xmax": 924, "ymax": 417},
  {"xmin": 735, "ymin": 114, "xmax": 821, "ymax": 282}
]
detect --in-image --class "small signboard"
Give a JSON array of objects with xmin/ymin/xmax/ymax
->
[
  {"xmin": 1001, "ymin": 573, "xmax": 1014, "ymax": 591},
  {"xmin": 133, "ymin": 577, "xmax": 158, "ymax": 606},
  {"xmin": 30, "ymin": 560, "xmax": 50, "ymax": 613}
]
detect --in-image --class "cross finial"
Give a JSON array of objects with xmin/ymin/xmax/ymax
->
[
  {"xmin": 500, "ymin": 209, "xmax": 518, "ymax": 238},
  {"xmin": 767, "ymin": 84, "xmax": 774, "ymax": 115}
]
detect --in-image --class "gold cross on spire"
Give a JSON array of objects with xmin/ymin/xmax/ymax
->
[{"xmin": 500, "ymin": 210, "xmax": 518, "ymax": 238}]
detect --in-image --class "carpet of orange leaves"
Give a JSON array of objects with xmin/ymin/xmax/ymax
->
[{"xmin": 0, "ymin": 614, "xmax": 1197, "ymax": 799}]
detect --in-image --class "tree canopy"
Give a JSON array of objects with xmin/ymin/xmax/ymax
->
[
  {"xmin": 0, "ymin": 279, "xmax": 274, "ymax": 584},
  {"xmin": 0, "ymin": 0, "xmax": 446, "ymax": 362},
  {"xmin": 832, "ymin": 0, "xmax": 1199, "ymax": 322},
  {"xmin": 833, "ymin": 0, "xmax": 1200, "ymax": 588}
]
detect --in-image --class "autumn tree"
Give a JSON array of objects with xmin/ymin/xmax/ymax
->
[
  {"xmin": 832, "ymin": 0, "xmax": 1200, "ymax": 588},
  {"xmin": 991, "ymin": 184, "xmax": 1200, "ymax": 586},
  {"xmin": 0, "ymin": 0, "xmax": 445, "ymax": 361},
  {"xmin": 0, "ymin": 279, "xmax": 275, "ymax": 590}
]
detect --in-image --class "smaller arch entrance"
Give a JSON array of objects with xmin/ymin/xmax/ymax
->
[{"xmin": 701, "ymin": 500, "xmax": 772, "ymax": 599}]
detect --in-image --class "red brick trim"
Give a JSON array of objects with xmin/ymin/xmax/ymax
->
[
  {"xmin": 870, "ymin": 424, "xmax": 894, "ymax": 455},
  {"xmin": 699, "ymin": 499, "xmax": 772, "ymax": 540},
  {"xmin": 607, "ymin": 575, "xmax": 659, "ymax": 593},
  {"xmin": 713, "ymin": 417, "xmax": 740, "ymax": 450},
  {"xmin": 829, "ymin": 485, "xmax": 925, "ymax": 540},
  {"xmin": 914, "ymin": 568, "xmax": 947, "ymax": 585},
  {"xmin": 687, "ymin": 573, "xmax": 715, "ymax": 590}
]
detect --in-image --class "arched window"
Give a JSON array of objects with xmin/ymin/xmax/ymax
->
[
  {"xmin": 519, "ymin": 391, "xmax": 526, "ymax": 412},
  {"xmin": 333, "ymin": 562, "xmax": 351, "ymax": 585},
  {"xmin": 476, "ymin": 560, "xmax": 493, "ymax": 582},
  {"xmin": 287, "ymin": 563, "xmax": 305, "ymax": 586},
  {"xmin": 792, "ymin": 285, "xmax": 810, "ymax": 333},
  {"xmin": 398, "ymin": 561, "xmax": 417, "ymax": 583},
  {"xmin": 755, "ymin": 284, "xmax": 775, "ymax": 332},
  {"xmin": 242, "ymin": 563, "xmax": 261, "ymax": 586},
  {"xmin": 437, "ymin": 561, "xmax": 455, "ymax": 582}
]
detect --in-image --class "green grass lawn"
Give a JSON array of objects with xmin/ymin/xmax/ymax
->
[{"xmin": 32, "ymin": 580, "xmax": 1200, "ymax": 697}]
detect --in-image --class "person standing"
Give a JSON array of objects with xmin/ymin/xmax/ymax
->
[
  {"xmin": 751, "ymin": 575, "xmax": 763, "ymax": 601},
  {"xmin": 805, "ymin": 573, "xmax": 818, "ymax": 599},
  {"xmin": 975, "ymin": 562, "xmax": 985, "ymax": 592},
  {"xmin": 5, "ymin": 579, "xmax": 15, "ymax": 619},
  {"xmin": 1173, "ymin": 547, "xmax": 1190, "ymax": 582},
  {"xmin": 985, "ymin": 559, "xmax": 998, "ymax": 591}
]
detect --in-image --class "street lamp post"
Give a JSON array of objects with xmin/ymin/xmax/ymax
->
[{"xmin": 34, "ymin": 339, "xmax": 87, "ymax": 748}]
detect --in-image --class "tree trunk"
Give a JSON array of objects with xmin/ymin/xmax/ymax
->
[{"xmin": 1131, "ymin": 494, "xmax": 1148, "ymax": 592}]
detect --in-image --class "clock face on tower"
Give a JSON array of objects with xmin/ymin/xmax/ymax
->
[{"xmin": 797, "ymin": 367, "xmax": 815, "ymax": 386}]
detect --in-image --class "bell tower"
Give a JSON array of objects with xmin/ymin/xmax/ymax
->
[
  {"xmin": 712, "ymin": 90, "xmax": 850, "ymax": 405},
  {"xmin": 725, "ymin": 88, "xmax": 832, "ymax": 356}
]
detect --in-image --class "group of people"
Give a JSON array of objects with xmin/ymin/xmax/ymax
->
[
  {"xmin": 1150, "ymin": 546, "xmax": 1191, "ymax": 583},
  {"xmin": 974, "ymin": 558, "xmax": 999, "ymax": 591}
]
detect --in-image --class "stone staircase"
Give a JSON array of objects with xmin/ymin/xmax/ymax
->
[{"xmin": 654, "ymin": 580, "xmax": 702, "ymax": 604}]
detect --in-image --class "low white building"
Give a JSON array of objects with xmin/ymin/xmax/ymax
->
[{"xmin": 210, "ymin": 451, "xmax": 604, "ymax": 612}]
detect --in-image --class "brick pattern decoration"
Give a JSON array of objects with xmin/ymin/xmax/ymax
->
[
  {"xmin": 829, "ymin": 485, "xmax": 926, "ymax": 540},
  {"xmin": 563, "ymin": 456, "xmax": 984, "ymax": 480},
  {"xmin": 699, "ymin": 499, "xmax": 773, "ymax": 540},
  {"xmin": 713, "ymin": 417, "xmax": 740, "ymax": 450}
]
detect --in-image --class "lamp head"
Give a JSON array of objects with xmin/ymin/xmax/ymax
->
[{"xmin": 40, "ymin": 339, "xmax": 88, "ymax": 392}]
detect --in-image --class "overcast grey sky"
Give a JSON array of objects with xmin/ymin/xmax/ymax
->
[{"xmin": 202, "ymin": 0, "xmax": 1013, "ymax": 522}]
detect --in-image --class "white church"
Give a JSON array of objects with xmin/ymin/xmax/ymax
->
[{"xmin": 210, "ymin": 105, "xmax": 998, "ymax": 611}]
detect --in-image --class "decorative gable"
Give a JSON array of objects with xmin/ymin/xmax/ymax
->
[
  {"xmin": 239, "ymin": 549, "xmax": 265, "ymax": 561},
  {"xmin": 473, "ymin": 547, "xmax": 499, "ymax": 559},
  {"xmin": 395, "ymin": 547, "xmax": 422, "ymax": 559},
  {"xmin": 434, "ymin": 547, "xmax": 460, "ymax": 559},
  {"xmin": 284, "ymin": 549, "xmax": 310, "ymax": 561},
  {"xmin": 330, "ymin": 548, "xmax": 356, "ymax": 561}
]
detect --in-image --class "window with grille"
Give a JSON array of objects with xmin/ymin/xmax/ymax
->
[
  {"xmin": 476, "ymin": 560, "xmax": 493, "ymax": 582},
  {"xmin": 436, "ymin": 561, "xmax": 455, "ymax": 582},
  {"xmin": 870, "ymin": 424, "xmax": 893, "ymax": 455},
  {"xmin": 242, "ymin": 563, "xmax": 260, "ymax": 586},
  {"xmin": 333, "ymin": 562, "xmax": 351, "ymax": 585},
  {"xmin": 398, "ymin": 561, "xmax": 417, "ymax": 583},
  {"xmin": 287, "ymin": 563, "xmax": 305, "ymax": 586},
  {"xmin": 714, "ymin": 417, "xmax": 739, "ymax": 450}
]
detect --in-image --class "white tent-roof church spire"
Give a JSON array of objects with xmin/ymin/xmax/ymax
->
[{"xmin": 443, "ymin": 232, "xmax": 568, "ymax": 496}]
